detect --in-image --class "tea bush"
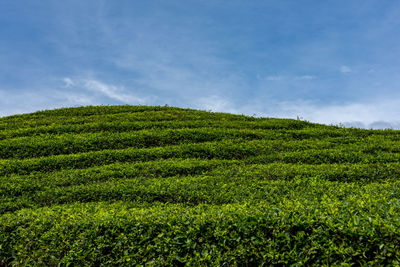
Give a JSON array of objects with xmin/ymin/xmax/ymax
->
[{"xmin": 1, "ymin": 105, "xmax": 400, "ymax": 265}]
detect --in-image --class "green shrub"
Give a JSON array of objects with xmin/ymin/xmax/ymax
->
[{"xmin": 1, "ymin": 105, "xmax": 400, "ymax": 265}]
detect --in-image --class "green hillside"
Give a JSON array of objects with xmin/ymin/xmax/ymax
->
[{"xmin": 1, "ymin": 105, "xmax": 400, "ymax": 265}]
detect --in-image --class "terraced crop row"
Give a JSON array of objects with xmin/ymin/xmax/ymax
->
[{"xmin": 1, "ymin": 105, "xmax": 400, "ymax": 265}]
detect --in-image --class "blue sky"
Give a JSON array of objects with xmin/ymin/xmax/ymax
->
[{"xmin": 1, "ymin": 0, "xmax": 400, "ymax": 128}]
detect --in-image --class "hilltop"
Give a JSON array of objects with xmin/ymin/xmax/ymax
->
[{"xmin": 1, "ymin": 105, "xmax": 400, "ymax": 265}]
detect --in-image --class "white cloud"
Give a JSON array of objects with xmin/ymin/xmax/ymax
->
[
  {"xmin": 193, "ymin": 95, "xmax": 238, "ymax": 113},
  {"xmin": 62, "ymin": 93, "xmax": 96, "ymax": 106},
  {"xmin": 340, "ymin": 65, "xmax": 352, "ymax": 74},
  {"xmin": 180, "ymin": 96, "xmax": 400, "ymax": 130},
  {"xmin": 273, "ymin": 99, "xmax": 400, "ymax": 129},
  {"xmin": 0, "ymin": 77, "xmax": 153, "ymax": 117},
  {"xmin": 266, "ymin": 76, "xmax": 284, "ymax": 81},
  {"xmin": 113, "ymin": 49, "xmax": 241, "ymax": 104},
  {"xmin": 0, "ymin": 90, "xmax": 62, "ymax": 117},
  {"xmin": 82, "ymin": 79, "xmax": 148, "ymax": 104},
  {"xmin": 295, "ymin": 75, "xmax": 316, "ymax": 80},
  {"xmin": 60, "ymin": 78, "xmax": 150, "ymax": 105},
  {"xmin": 63, "ymin": 77, "xmax": 75, "ymax": 87},
  {"xmin": 264, "ymin": 75, "xmax": 317, "ymax": 81}
]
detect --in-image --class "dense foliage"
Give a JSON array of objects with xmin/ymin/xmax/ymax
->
[{"xmin": 1, "ymin": 105, "xmax": 400, "ymax": 265}]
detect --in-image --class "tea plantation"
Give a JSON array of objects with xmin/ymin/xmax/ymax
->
[{"xmin": 1, "ymin": 105, "xmax": 400, "ymax": 265}]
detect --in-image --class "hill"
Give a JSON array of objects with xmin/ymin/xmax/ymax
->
[{"xmin": 1, "ymin": 105, "xmax": 400, "ymax": 265}]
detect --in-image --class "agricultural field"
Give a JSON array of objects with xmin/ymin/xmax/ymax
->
[{"xmin": 1, "ymin": 105, "xmax": 400, "ymax": 265}]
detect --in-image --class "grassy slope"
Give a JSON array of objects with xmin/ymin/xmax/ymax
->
[{"xmin": 1, "ymin": 105, "xmax": 400, "ymax": 265}]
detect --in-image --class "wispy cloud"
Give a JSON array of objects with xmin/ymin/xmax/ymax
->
[
  {"xmin": 0, "ymin": 78, "xmax": 151, "ymax": 117},
  {"xmin": 193, "ymin": 95, "xmax": 238, "ymax": 113},
  {"xmin": 272, "ymin": 99, "xmax": 400, "ymax": 129},
  {"xmin": 61, "ymin": 92, "xmax": 96, "ymax": 106},
  {"xmin": 0, "ymin": 90, "xmax": 61, "ymax": 117},
  {"xmin": 295, "ymin": 75, "xmax": 317, "ymax": 80},
  {"xmin": 340, "ymin": 65, "xmax": 352, "ymax": 74},
  {"xmin": 82, "ymin": 79, "xmax": 148, "ymax": 104},
  {"xmin": 63, "ymin": 78, "xmax": 150, "ymax": 105},
  {"xmin": 63, "ymin": 77, "xmax": 75, "ymax": 87},
  {"xmin": 265, "ymin": 75, "xmax": 317, "ymax": 81},
  {"xmin": 2, "ymin": 0, "xmax": 400, "ymax": 131},
  {"xmin": 266, "ymin": 76, "xmax": 284, "ymax": 81}
]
